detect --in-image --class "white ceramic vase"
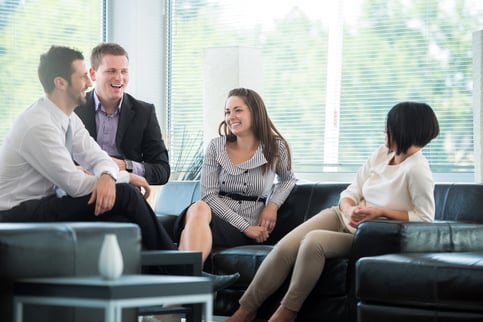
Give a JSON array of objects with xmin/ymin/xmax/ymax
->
[{"xmin": 98, "ymin": 234, "xmax": 124, "ymax": 280}]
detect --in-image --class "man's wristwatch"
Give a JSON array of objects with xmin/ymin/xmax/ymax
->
[{"xmin": 124, "ymin": 159, "xmax": 133, "ymax": 172}]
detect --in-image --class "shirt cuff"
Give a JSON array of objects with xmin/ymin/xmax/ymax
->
[
  {"xmin": 132, "ymin": 160, "xmax": 145, "ymax": 177},
  {"xmin": 117, "ymin": 170, "xmax": 130, "ymax": 184}
]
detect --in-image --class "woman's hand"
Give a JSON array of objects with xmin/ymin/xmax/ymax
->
[
  {"xmin": 339, "ymin": 198, "xmax": 380, "ymax": 228},
  {"xmin": 349, "ymin": 206, "xmax": 380, "ymax": 227},
  {"xmin": 258, "ymin": 202, "xmax": 278, "ymax": 232},
  {"xmin": 244, "ymin": 225, "xmax": 270, "ymax": 243},
  {"xmin": 348, "ymin": 206, "xmax": 409, "ymax": 227}
]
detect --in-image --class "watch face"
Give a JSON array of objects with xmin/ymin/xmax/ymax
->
[{"xmin": 125, "ymin": 160, "xmax": 133, "ymax": 171}]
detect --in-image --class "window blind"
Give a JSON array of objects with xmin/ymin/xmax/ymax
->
[
  {"xmin": 0, "ymin": 0, "xmax": 103, "ymax": 144},
  {"xmin": 167, "ymin": 0, "xmax": 481, "ymax": 180}
]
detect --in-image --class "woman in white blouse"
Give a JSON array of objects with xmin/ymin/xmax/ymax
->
[
  {"xmin": 227, "ymin": 101, "xmax": 440, "ymax": 322},
  {"xmin": 175, "ymin": 88, "xmax": 296, "ymax": 280}
]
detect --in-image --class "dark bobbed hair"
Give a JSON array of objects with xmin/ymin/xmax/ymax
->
[
  {"xmin": 218, "ymin": 88, "xmax": 292, "ymax": 173},
  {"xmin": 386, "ymin": 101, "xmax": 440, "ymax": 155},
  {"xmin": 90, "ymin": 42, "xmax": 129, "ymax": 70},
  {"xmin": 38, "ymin": 46, "xmax": 84, "ymax": 93}
]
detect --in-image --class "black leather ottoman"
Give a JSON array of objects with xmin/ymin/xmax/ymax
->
[{"xmin": 356, "ymin": 252, "xmax": 483, "ymax": 322}]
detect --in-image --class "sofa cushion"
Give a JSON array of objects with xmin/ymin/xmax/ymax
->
[{"xmin": 356, "ymin": 252, "xmax": 483, "ymax": 311}]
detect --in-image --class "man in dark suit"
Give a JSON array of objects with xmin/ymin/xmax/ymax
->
[{"xmin": 76, "ymin": 43, "xmax": 170, "ymax": 185}]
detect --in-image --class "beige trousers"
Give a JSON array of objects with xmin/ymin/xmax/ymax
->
[{"xmin": 239, "ymin": 206, "xmax": 354, "ymax": 313}]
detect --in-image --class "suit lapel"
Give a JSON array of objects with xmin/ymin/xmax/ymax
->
[
  {"xmin": 116, "ymin": 94, "xmax": 135, "ymax": 153},
  {"xmin": 82, "ymin": 91, "xmax": 98, "ymax": 138}
]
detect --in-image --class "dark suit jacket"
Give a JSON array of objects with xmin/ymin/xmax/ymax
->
[{"xmin": 75, "ymin": 91, "xmax": 170, "ymax": 185}]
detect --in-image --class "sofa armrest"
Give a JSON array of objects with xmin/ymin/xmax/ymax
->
[
  {"xmin": 141, "ymin": 250, "xmax": 202, "ymax": 276},
  {"xmin": 350, "ymin": 220, "xmax": 483, "ymax": 263}
]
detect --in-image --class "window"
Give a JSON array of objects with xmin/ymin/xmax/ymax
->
[
  {"xmin": 0, "ymin": 0, "xmax": 103, "ymax": 143},
  {"xmin": 167, "ymin": 0, "xmax": 482, "ymax": 182}
]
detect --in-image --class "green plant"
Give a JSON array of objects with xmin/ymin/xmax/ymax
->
[{"xmin": 170, "ymin": 128, "xmax": 204, "ymax": 181}]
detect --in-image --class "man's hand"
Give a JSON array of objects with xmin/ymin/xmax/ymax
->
[
  {"xmin": 111, "ymin": 157, "xmax": 126, "ymax": 171},
  {"xmin": 128, "ymin": 173, "xmax": 151, "ymax": 199},
  {"xmin": 244, "ymin": 225, "xmax": 269, "ymax": 243},
  {"xmin": 88, "ymin": 173, "xmax": 116, "ymax": 216}
]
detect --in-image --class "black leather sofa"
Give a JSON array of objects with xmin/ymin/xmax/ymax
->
[
  {"xmin": 154, "ymin": 180, "xmax": 483, "ymax": 322},
  {"xmin": 0, "ymin": 222, "xmax": 203, "ymax": 322},
  {"xmin": 355, "ymin": 221, "xmax": 483, "ymax": 321},
  {"xmin": 0, "ymin": 222, "xmax": 141, "ymax": 322}
]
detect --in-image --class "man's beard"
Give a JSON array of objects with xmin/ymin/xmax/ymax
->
[{"xmin": 67, "ymin": 86, "xmax": 86, "ymax": 106}]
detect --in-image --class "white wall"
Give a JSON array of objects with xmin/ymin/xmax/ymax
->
[
  {"xmin": 202, "ymin": 47, "xmax": 263, "ymax": 146},
  {"xmin": 105, "ymin": 0, "xmax": 167, "ymax": 132}
]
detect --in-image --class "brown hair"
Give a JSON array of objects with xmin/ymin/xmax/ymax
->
[
  {"xmin": 38, "ymin": 45, "xmax": 84, "ymax": 93},
  {"xmin": 218, "ymin": 88, "xmax": 292, "ymax": 173},
  {"xmin": 90, "ymin": 42, "xmax": 129, "ymax": 70}
]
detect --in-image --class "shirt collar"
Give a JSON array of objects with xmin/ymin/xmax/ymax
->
[
  {"xmin": 44, "ymin": 95, "xmax": 71, "ymax": 132},
  {"xmin": 93, "ymin": 91, "xmax": 123, "ymax": 115}
]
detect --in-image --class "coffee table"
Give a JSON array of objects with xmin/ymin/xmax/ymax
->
[{"xmin": 13, "ymin": 274, "xmax": 212, "ymax": 322}]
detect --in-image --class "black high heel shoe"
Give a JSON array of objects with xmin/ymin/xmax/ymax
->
[{"xmin": 202, "ymin": 271, "xmax": 240, "ymax": 292}]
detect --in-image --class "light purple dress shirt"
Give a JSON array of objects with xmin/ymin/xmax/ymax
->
[{"xmin": 93, "ymin": 92, "xmax": 144, "ymax": 176}]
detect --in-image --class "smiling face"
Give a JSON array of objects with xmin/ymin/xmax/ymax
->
[
  {"xmin": 224, "ymin": 95, "xmax": 253, "ymax": 137},
  {"xmin": 89, "ymin": 54, "xmax": 129, "ymax": 107},
  {"xmin": 66, "ymin": 59, "xmax": 92, "ymax": 106}
]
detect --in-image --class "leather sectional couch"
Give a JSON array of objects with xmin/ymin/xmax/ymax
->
[
  {"xmin": 154, "ymin": 180, "xmax": 483, "ymax": 322},
  {"xmin": 0, "ymin": 222, "xmax": 203, "ymax": 322},
  {"xmin": 0, "ymin": 222, "xmax": 141, "ymax": 322}
]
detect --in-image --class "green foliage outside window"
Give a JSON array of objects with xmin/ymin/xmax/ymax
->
[
  {"xmin": 0, "ymin": 0, "xmax": 101, "ymax": 143},
  {"xmin": 168, "ymin": 0, "xmax": 482, "ymax": 178}
]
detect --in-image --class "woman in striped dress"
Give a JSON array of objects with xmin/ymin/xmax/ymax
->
[{"xmin": 175, "ymin": 88, "xmax": 296, "ymax": 274}]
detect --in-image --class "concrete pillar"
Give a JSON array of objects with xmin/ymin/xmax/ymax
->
[
  {"xmin": 202, "ymin": 47, "xmax": 263, "ymax": 146},
  {"xmin": 473, "ymin": 30, "xmax": 483, "ymax": 183},
  {"xmin": 105, "ymin": 0, "xmax": 166, "ymax": 132}
]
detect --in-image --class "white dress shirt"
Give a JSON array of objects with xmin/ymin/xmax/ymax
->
[{"xmin": 0, "ymin": 96, "xmax": 129, "ymax": 211}]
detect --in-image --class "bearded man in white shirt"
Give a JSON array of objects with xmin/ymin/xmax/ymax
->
[{"xmin": 0, "ymin": 45, "xmax": 174, "ymax": 251}]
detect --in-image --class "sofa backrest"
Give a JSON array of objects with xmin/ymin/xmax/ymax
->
[
  {"xmin": 433, "ymin": 183, "xmax": 483, "ymax": 222},
  {"xmin": 154, "ymin": 180, "xmax": 346, "ymax": 245},
  {"xmin": 154, "ymin": 181, "xmax": 483, "ymax": 244},
  {"xmin": 267, "ymin": 182, "xmax": 347, "ymax": 244},
  {"xmin": 154, "ymin": 180, "xmax": 201, "ymax": 216}
]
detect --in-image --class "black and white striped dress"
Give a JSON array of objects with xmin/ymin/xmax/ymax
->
[{"xmin": 201, "ymin": 136, "xmax": 296, "ymax": 232}]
